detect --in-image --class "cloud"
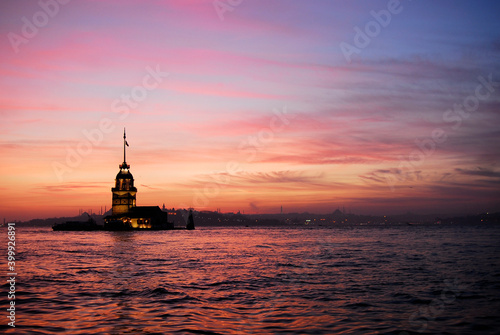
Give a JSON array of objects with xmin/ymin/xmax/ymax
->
[
  {"xmin": 39, "ymin": 183, "xmax": 108, "ymax": 193},
  {"xmin": 455, "ymin": 167, "xmax": 500, "ymax": 179},
  {"xmin": 359, "ymin": 168, "xmax": 423, "ymax": 186},
  {"xmin": 182, "ymin": 170, "xmax": 328, "ymax": 191},
  {"xmin": 140, "ymin": 184, "xmax": 162, "ymax": 190}
]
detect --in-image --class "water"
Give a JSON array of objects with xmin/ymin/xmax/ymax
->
[{"xmin": 2, "ymin": 224, "xmax": 500, "ymax": 334}]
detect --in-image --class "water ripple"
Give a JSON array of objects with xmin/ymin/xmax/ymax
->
[{"xmin": 2, "ymin": 225, "xmax": 499, "ymax": 334}]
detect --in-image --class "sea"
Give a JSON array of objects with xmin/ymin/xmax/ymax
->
[{"xmin": 2, "ymin": 224, "xmax": 500, "ymax": 334}]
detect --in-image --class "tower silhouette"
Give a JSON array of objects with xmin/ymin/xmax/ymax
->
[{"xmin": 111, "ymin": 128, "xmax": 137, "ymax": 215}]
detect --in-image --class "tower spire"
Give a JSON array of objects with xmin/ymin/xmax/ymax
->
[
  {"xmin": 120, "ymin": 128, "xmax": 130, "ymax": 170},
  {"xmin": 123, "ymin": 127, "xmax": 127, "ymax": 164}
]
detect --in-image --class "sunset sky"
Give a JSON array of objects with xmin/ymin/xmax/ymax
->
[{"xmin": 1, "ymin": 0, "xmax": 499, "ymax": 220}]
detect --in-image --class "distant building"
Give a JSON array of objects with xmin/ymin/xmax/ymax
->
[{"xmin": 104, "ymin": 129, "xmax": 172, "ymax": 230}]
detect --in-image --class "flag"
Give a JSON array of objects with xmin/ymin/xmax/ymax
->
[{"xmin": 125, "ymin": 140, "xmax": 129, "ymax": 147}]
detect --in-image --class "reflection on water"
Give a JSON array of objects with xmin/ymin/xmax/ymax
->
[{"xmin": 2, "ymin": 225, "xmax": 500, "ymax": 334}]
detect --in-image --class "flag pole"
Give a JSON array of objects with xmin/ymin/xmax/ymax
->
[{"xmin": 123, "ymin": 127, "xmax": 126, "ymax": 164}]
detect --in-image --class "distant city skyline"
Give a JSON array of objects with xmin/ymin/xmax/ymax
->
[{"xmin": 1, "ymin": 0, "xmax": 499, "ymax": 220}]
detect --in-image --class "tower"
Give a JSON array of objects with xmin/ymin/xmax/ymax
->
[{"xmin": 111, "ymin": 128, "xmax": 137, "ymax": 215}]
